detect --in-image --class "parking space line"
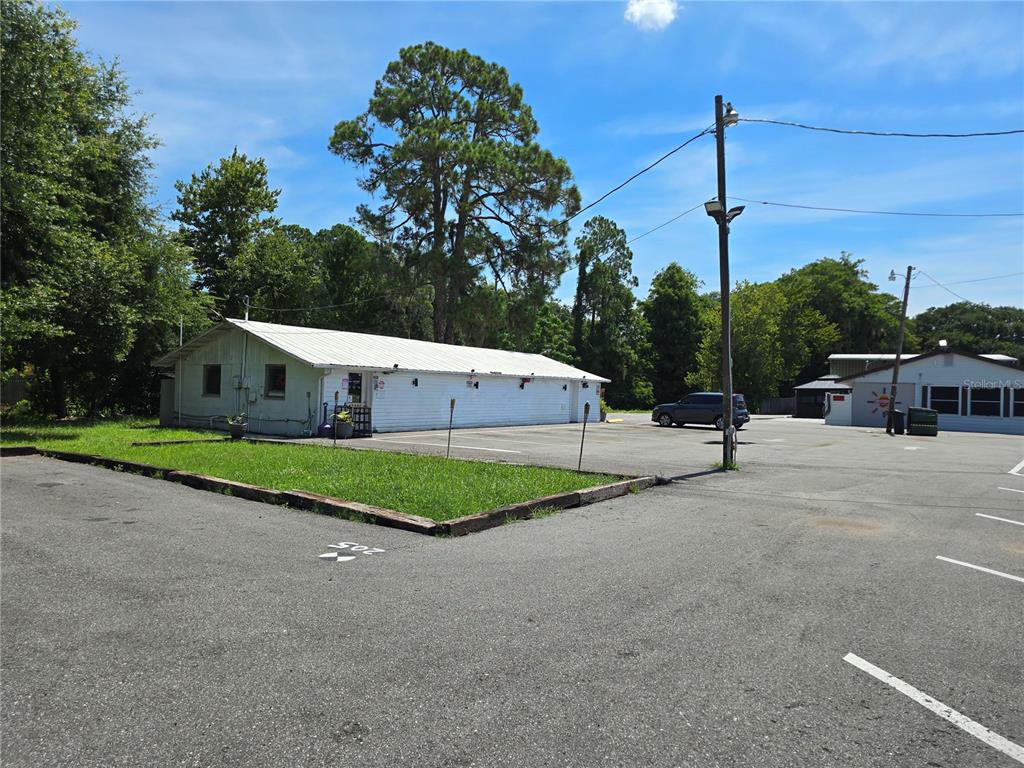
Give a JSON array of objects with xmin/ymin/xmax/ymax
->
[
  {"xmin": 373, "ymin": 439, "xmax": 521, "ymax": 454},
  {"xmin": 1009, "ymin": 458, "xmax": 1024, "ymax": 477},
  {"xmin": 975, "ymin": 513, "xmax": 1024, "ymax": 527},
  {"xmin": 997, "ymin": 486, "xmax": 1024, "ymax": 494},
  {"xmin": 936, "ymin": 556, "xmax": 1024, "ymax": 584},
  {"xmin": 843, "ymin": 652, "xmax": 1024, "ymax": 764}
]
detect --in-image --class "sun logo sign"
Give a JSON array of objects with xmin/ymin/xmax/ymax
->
[{"xmin": 867, "ymin": 387, "xmax": 901, "ymax": 421}]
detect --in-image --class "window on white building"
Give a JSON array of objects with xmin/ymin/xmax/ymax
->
[
  {"xmin": 929, "ymin": 386, "xmax": 959, "ymax": 415},
  {"xmin": 970, "ymin": 388, "xmax": 1000, "ymax": 417},
  {"xmin": 265, "ymin": 364, "xmax": 286, "ymax": 399},
  {"xmin": 202, "ymin": 364, "xmax": 221, "ymax": 397}
]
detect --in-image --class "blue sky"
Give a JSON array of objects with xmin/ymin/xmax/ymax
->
[{"xmin": 66, "ymin": 1, "xmax": 1023, "ymax": 316}]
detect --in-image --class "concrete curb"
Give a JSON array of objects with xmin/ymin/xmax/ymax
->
[{"xmin": 16, "ymin": 447, "xmax": 658, "ymax": 537}]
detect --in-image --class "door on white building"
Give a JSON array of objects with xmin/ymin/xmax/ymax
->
[{"xmin": 569, "ymin": 381, "xmax": 580, "ymax": 422}]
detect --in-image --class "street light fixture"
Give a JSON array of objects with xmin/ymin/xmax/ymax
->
[{"xmin": 704, "ymin": 200, "xmax": 745, "ymax": 227}]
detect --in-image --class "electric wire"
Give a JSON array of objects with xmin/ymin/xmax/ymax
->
[
  {"xmin": 565, "ymin": 125, "xmax": 713, "ymax": 223},
  {"xmin": 731, "ymin": 197, "xmax": 1023, "ymax": 218},
  {"xmin": 913, "ymin": 271, "xmax": 1023, "ymax": 288},
  {"xmin": 737, "ymin": 118, "xmax": 1024, "ymax": 139},
  {"xmin": 914, "ymin": 269, "xmax": 974, "ymax": 303},
  {"xmin": 627, "ymin": 203, "xmax": 704, "ymax": 244}
]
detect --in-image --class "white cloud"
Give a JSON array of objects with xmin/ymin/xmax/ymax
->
[{"xmin": 624, "ymin": 0, "xmax": 679, "ymax": 31}]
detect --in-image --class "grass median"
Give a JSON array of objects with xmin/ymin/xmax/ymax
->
[{"xmin": 1, "ymin": 419, "xmax": 621, "ymax": 521}]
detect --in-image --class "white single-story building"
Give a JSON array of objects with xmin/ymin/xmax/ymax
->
[
  {"xmin": 824, "ymin": 349, "xmax": 1023, "ymax": 435},
  {"xmin": 152, "ymin": 319, "xmax": 608, "ymax": 436}
]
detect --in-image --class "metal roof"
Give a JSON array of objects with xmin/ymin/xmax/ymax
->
[
  {"xmin": 828, "ymin": 352, "xmax": 1016, "ymax": 363},
  {"xmin": 154, "ymin": 319, "xmax": 610, "ymax": 382},
  {"xmin": 793, "ymin": 378, "xmax": 852, "ymax": 391}
]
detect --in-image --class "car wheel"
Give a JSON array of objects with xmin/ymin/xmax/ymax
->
[
  {"xmin": 736, "ymin": 423, "xmax": 744, "ymax": 430},
  {"xmin": 713, "ymin": 415, "xmax": 724, "ymax": 430},
  {"xmin": 657, "ymin": 413, "xmax": 673, "ymax": 427}
]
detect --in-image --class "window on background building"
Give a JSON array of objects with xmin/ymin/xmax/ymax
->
[
  {"xmin": 970, "ymin": 387, "xmax": 1000, "ymax": 417},
  {"xmin": 929, "ymin": 386, "xmax": 959, "ymax": 414},
  {"xmin": 348, "ymin": 372, "xmax": 362, "ymax": 404},
  {"xmin": 202, "ymin": 364, "xmax": 221, "ymax": 396},
  {"xmin": 1014, "ymin": 388, "xmax": 1024, "ymax": 417},
  {"xmin": 265, "ymin": 365, "xmax": 286, "ymax": 398}
]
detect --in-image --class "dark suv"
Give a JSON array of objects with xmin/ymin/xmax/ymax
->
[{"xmin": 652, "ymin": 392, "xmax": 750, "ymax": 430}]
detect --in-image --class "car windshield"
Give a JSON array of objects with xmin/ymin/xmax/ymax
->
[{"xmin": 734, "ymin": 395, "xmax": 746, "ymax": 407}]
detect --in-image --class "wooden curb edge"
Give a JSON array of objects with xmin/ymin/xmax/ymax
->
[{"xmin": 14, "ymin": 446, "xmax": 658, "ymax": 538}]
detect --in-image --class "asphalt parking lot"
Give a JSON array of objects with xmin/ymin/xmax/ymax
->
[{"xmin": 2, "ymin": 418, "xmax": 1022, "ymax": 767}]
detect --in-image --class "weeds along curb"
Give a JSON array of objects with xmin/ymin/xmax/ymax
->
[{"xmin": 4, "ymin": 445, "xmax": 658, "ymax": 537}]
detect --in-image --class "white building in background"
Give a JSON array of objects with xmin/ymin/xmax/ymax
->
[
  {"xmin": 824, "ymin": 349, "xmax": 1023, "ymax": 435},
  {"xmin": 152, "ymin": 319, "xmax": 607, "ymax": 436}
]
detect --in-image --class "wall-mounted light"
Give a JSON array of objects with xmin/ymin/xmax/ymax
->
[
  {"xmin": 473, "ymin": 381, "xmax": 479, "ymax": 389},
  {"xmin": 412, "ymin": 377, "xmax": 418, "ymax": 387},
  {"xmin": 562, "ymin": 384, "xmax": 567, "ymax": 391},
  {"xmin": 582, "ymin": 382, "xmax": 589, "ymax": 389}
]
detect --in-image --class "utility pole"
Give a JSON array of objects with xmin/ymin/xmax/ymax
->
[
  {"xmin": 714, "ymin": 95, "xmax": 733, "ymax": 468},
  {"xmin": 886, "ymin": 265, "xmax": 913, "ymax": 435}
]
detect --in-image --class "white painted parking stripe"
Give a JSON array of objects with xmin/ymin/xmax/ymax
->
[
  {"xmin": 374, "ymin": 439, "xmax": 521, "ymax": 454},
  {"xmin": 843, "ymin": 652, "xmax": 1024, "ymax": 764},
  {"xmin": 1009, "ymin": 458, "xmax": 1024, "ymax": 477},
  {"xmin": 997, "ymin": 486, "xmax": 1024, "ymax": 494},
  {"xmin": 936, "ymin": 556, "xmax": 1024, "ymax": 584},
  {"xmin": 975, "ymin": 513, "xmax": 1024, "ymax": 527}
]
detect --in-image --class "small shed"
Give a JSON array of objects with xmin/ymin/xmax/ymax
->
[
  {"xmin": 152, "ymin": 319, "xmax": 608, "ymax": 436},
  {"xmin": 792, "ymin": 375, "xmax": 851, "ymax": 418}
]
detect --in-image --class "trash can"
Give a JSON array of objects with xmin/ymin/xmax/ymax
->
[
  {"xmin": 907, "ymin": 407, "xmax": 939, "ymax": 436},
  {"xmin": 890, "ymin": 409, "xmax": 905, "ymax": 435}
]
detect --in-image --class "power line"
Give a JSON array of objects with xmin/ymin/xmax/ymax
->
[
  {"xmin": 914, "ymin": 269, "xmax": 973, "ymax": 303},
  {"xmin": 914, "ymin": 271, "xmax": 1024, "ymax": 288},
  {"xmin": 566, "ymin": 126, "xmax": 713, "ymax": 223},
  {"xmin": 738, "ymin": 117, "xmax": 1024, "ymax": 139},
  {"xmin": 731, "ymin": 197, "xmax": 1023, "ymax": 218},
  {"xmin": 244, "ymin": 287, "xmax": 414, "ymax": 314},
  {"xmin": 627, "ymin": 203, "xmax": 704, "ymax": 244}
]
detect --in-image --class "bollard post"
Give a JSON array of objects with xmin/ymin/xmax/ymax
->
[
  {"xmin": 578, "ymin": 401, "xmax": 590, "ymax": 471},
  {"xmin": 446, "ymin": 398, "xmax": 456, "ymax": 459},
  {"xmin": 333, "ymin": 390, "xmax": 340, "ymax": 447}
]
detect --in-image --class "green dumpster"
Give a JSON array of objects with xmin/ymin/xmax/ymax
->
[{"xmin": 907, "ymin": 407, "xmax": 939, "ymax": 436}]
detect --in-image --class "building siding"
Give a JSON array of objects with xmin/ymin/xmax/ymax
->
[
  {"xmin": 167, "ymin": 328, "xmax": 604, "ymax": 435},
  {"xmin": 828, "ymin": 353, "xmax": 1024, "ymax": 435},
  {"xmin": 171, "ymin": 327, "xmax": 321, "ymax": 436},
  {"xmin": 369, "ymin": 372, "xmax": 600, "ymax": 432}
]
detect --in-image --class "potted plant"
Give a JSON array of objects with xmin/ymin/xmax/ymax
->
[
  {"xmin": 227, "ymin": 413, "xmax": 248, "ymax": 440},
  {"xmin": 332, "ymin": 409, "xmax": 354, "ymax": 440}
]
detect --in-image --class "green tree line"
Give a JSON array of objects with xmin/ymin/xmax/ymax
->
[{"xmin": 3, "ymin": 3, "xmax": 1020, "ymax": 417}]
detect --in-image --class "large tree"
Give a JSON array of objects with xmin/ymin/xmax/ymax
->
[
  {"xmin": 329, "ymin": 42, "xmax": 580, "ymax": 343},
  {"xmin": 642, "ymin": 263, "xmax": 706, "ymax": 403},
  {"xmin": 570, "ymin": 217, "xmax": 652, "ymax": 407},
  {"xmin": 912, "ymin": 302, "xmax": 1024, "ymax": 360},
  {"xmin": 172, "ymin": 149, "xmax": 280, "ymax": 310},
  {"xmin": 1, "ymin": 1, "xmax": 206, "ymax": 416},
  {"xmin": 777, "ymin": 252, "xmax": 914, "ymax": 381},
  {"xmin": 689, "ymin": 281, "xmax": 838, "ymax": 407}
]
